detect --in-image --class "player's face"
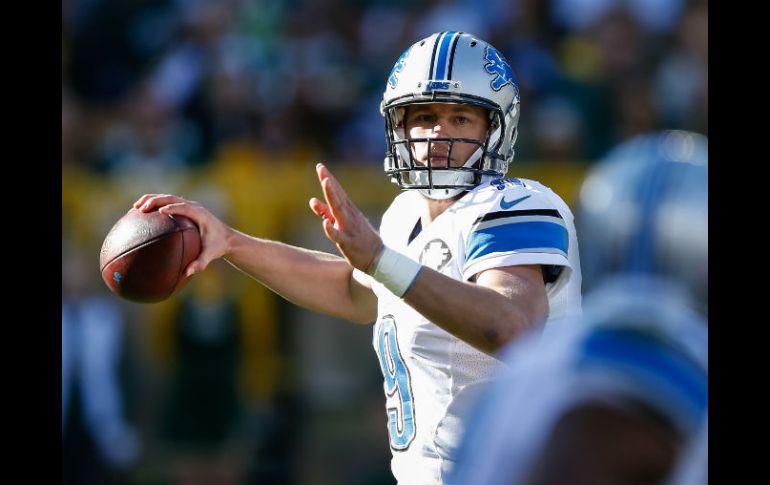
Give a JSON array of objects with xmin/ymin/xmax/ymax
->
[{"xmin": 404, "ymin": 103, "xmax": 489, "ymax": 168}]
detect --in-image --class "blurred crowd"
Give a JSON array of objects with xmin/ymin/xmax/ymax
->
[
  {"xmin": 61, "ymin": 1, "xmax": 707, "ymax": 484},
  {"xmin": 62, "ymin": 0, "xmax": 707, "ymax": 174}
]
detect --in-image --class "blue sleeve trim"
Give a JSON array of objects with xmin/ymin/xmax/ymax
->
[{"xmin": 466, "ymin": 221, "xmax": 569, "ymax": 264}]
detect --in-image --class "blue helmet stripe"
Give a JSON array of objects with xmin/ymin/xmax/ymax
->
[
  {"xmin": 434, "ymin": 31, "xmax": 458, "ymax": 80},
  {"xmin": 428, "ymin": 32, "xmax": 443, "ymax": 81},
  {"xmin": 446, "ymin": 32, "xmax": 462, "ymax": 79}
]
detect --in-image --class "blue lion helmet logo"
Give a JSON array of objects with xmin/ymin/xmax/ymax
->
[
  {"xmin": 388, "ymin": 48, "xmax": 410, "ymax": 89},
  {"xmin": 484, "ymin": 46, "xmax": 517, "ymax": 92}
]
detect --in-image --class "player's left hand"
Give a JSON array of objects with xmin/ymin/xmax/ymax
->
[{"xmin": 309, "ymin": 163, "xmax": 383, "ymax": 273}]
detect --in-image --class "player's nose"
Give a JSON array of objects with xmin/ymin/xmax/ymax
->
[{"xmin": 431, "ymin": 118, "xmax": 449, "ymax": 135}]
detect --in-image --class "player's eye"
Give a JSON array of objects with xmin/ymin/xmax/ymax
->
[{"xmin": 456, "ymin": 116, "xmax": 469, "ymax": 125}]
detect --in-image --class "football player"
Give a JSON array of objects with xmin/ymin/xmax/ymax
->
[
  {"xmin": 448, "ymin": 130, "xmax": 708, "ymax": 485},
  {"xmin": 135, "ymin": 32, "xmax": 582, "ymax": 484}
]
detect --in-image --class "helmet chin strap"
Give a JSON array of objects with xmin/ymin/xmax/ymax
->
[{"xmin": 418, "ymin": 186, "xmax": 466, "ymax": 200}]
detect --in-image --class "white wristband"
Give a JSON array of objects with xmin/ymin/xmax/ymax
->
[{"xmin": 369, "ymin": 245, "xmax": 422, "ymax": 298}]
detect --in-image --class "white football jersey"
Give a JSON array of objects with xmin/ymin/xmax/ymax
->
[{"xmin": 361, "ymin": 178, "xmax": 582, "ymax": 485}]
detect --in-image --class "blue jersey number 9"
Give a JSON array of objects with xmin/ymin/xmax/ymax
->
[{"xmin": 376, "ymin": 316, "xmax": 416, "ymax": 450}]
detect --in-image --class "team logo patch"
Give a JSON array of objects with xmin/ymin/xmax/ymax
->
[
  {"xmin": 426, "ymin": 81, "xmax": 451, "ymax": 91},
  {"xmin": 484, "ymin": 46, "xmax": 516, "ymax": 92},
  {"xmin": 388, "ymin": 48, "xmax": 410, "ymax": 89},
  {"xmin": 420, "ymin": 239, "xmax": 452, "ymax": 272}
]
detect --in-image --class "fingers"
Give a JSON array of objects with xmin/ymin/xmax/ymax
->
[
  {"xmin": 320, "ymin": 179, "xmax": 345, "ymax": 230},
  {"xmin": 182, "ymin": 225, "xmax": 220, "ymax": 277},
  {"xmin": 133, "ymin": 194, "xmax": 159, "ymax": 209},
  {"xmin": 314, "ymin": 163, "xmax": 366, "ymax": 241},
  {"xmin": 184, "ymin": 252, "xmax": 213, "ymax": 277},
  {"xmin": 319, "ymin": 165, "xmax": 351, "ymax": 205},
  {"xmin": 157, "ymin": 202, "xmax": 197, "ymax": 220},
  {"xmin": 144, "ymin": 199, "xmax": 214, "ymax": 276},
  {"xmin": 184, "ymin": 257, "xmax": 208, "ymax": 277},
  {"xmin": 316, "ymin": 163, "xmax": 329, "ymax": 182},
  {"xmin": 309, "ymin": 197, "xmax": 336, "ymax": 225},
  {"xmin": 311, "ymin": 197, "xmax": 343, "ymax": 244},
  {"xmin": 317, "ymin": 167, "xmax": 353, "ymax": 232},
  {"xmin": 321, "ymin": 216, "xmax": 342, "ymax": 244},
  {"xmin": 132, "ymin": 195, "xmax": 228, "ymax": 279},
  {"xmin": 133, "ymin": 194, "xmax": 186, "ymax": 212},
  {"xmin": 313, "ymin": 164, "xmax": 383, "ymax": 271}
]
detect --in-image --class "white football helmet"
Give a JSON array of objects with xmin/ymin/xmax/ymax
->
[{"xmin": 381, "ymin": 32, "xmax": 521, "ymax": 200}]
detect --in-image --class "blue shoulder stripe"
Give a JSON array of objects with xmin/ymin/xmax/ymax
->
[{"xmin": 466, "ymin": 220, "xmax": 569, "ymax": 263}]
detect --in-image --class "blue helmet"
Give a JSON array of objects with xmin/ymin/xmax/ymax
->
[{"xmin": 576, "ymin": 130, "xmax": 708, "ymax": 307}]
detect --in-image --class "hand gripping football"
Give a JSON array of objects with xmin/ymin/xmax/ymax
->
[{"xmin": 99, "ymin": 208, "xmax": 201, "ymax": 303}]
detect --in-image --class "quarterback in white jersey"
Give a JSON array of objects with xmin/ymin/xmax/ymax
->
[
  {"xmin": 365, "ymin": 176, "xmax": 581, "ymax": 483},
  {"xmin": 134, "ymin": 32, "xmax": 581, "ymax": 485}
]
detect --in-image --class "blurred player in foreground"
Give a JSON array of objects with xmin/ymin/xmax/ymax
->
[
  {"xmin": 134, "ymin": 32, "xmax": 582, "ymax": 484},
  {"xmin": 448, "ymin": 130, "xmax": 708, "ymax": 485}
]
